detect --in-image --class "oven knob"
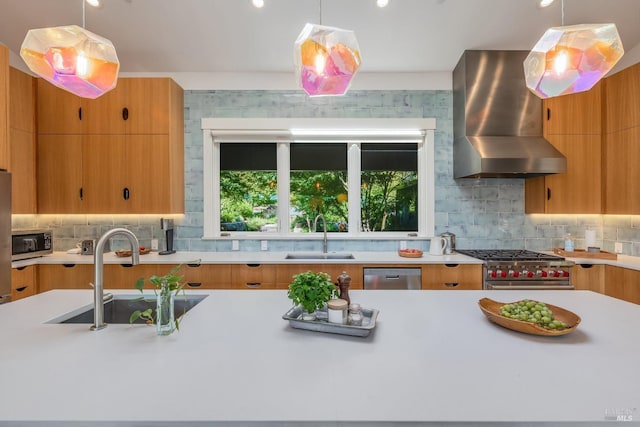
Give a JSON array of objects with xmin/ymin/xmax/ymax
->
[
  {"xmin": 527, "ymin": 271, "xmax": 534, "ymax": 278},
  {"xmin": 511, "ymin": 270, "xmax": 520, "ymax": 278},
  {"xmin": 500, "ymin": 270, "xmax": 507, "ymax": 278},
  {"xmin": 562, "ymin": 270, "xmax": 570, "ymax": 277},
  {"xmin": 489, "ymin": 270, "xmax": 496, "ymax": 278},
  {"xmin": 541, "ymin": 270, "xmax": 548, "ymax": 277},
  {"xmin": 553, "ymin": 270, "xmax": 561, "ymax": 277}
]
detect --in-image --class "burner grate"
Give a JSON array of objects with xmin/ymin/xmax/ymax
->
[{"xmin": 456, "ymin": 249, "xmax": 564, "ymax": 262}]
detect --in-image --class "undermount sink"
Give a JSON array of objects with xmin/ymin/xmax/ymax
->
[
  {"xmin": 48, "ymin": 294, "xmax": 208, "ymax": 324},
  {"xmin": 285, "ymin": 252, "xmax": 355, "ymax": 260}
]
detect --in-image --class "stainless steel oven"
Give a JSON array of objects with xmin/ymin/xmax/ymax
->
[
  {"xmin": 456, "ymin": 249, "xmax": 574, "ymax": 290},
  {"xmin": 11, "ymin": 229, "xmax": 53, "ymax": 261}
]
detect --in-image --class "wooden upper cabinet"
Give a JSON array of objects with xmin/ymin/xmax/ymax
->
[
  {"xmin": 604, "ymin": 64, "xmax": 640, "ymax": 134},
  {"xmin": 604, "ymin": 127, "xmax": 640, "ymax": 214},
  {"xmin": 9, "ymin": 67, "xmax": 37, "ymax": 213},
  {"xmin": 37, "ymin": 135, "xmax": 84, "ymax": 213},
  {"xmin": 36, "ymin": 79, "xmax": 83, "ymax": 134},
  {"xmin": 525, "ymin": 134, "xmax": 602, "ymax": 213},
  {"xmin": 0, "ymin": 45, "xmax": 9, "ymax": 170},
  {"xmin": 122, "ymin": 78, "xmax": 178, "ymax": 135},
  {"xmin": 82, "ymin": 134, "xmax": 128, "ymax": 213},
  {"xmin": 9, "ymin": 67, "xmax": 35, "ymax": 133},
  {"xmin": 543, "ymin": 82, "xmax": 602, "ymax": 136},
  {"xmin": 81, "ymin": 83, "xmax": 127, "ymax": 134}
]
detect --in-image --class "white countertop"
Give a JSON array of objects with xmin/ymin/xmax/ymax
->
[
  {"xmin": 12, "ymin": 250, "xmax": 482, "ymax": 268},
  {"xmin": 14, "ymin": 250, "xmax": 640, "ymax": 274},
  {"xmin": 1, "ymin": 289, "xmax": 638, "ymax": 426}
]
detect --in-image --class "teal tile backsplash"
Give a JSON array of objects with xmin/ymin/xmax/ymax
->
[{"xmin": 14, "ymin": 89, "xmax": 640, "ymax": 256}]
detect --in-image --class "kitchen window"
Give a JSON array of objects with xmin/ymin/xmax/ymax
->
[{"xmin": 202, "ymin": 118, "xmax": 436, "ymax": 239}]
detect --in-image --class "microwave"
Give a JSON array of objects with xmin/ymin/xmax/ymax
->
[{"xmin": 12, "ymin": 229, "xmax": 53, "ymax": 261}]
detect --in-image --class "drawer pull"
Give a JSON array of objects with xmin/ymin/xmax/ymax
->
[
  {"xmin": 246, "ymin": 282, "xmax": 261, "ymax": 288},
  {"xmin": 444, "ymin": 263, "xmax": 459, "ymax": 268},
  {"xmin": 444, "ymin": 282, "xmax": 459, "ymax": 287},
  {"xmin": 187, "ymin": 282, "xmax": 202, "ymax": 288},
  {"xmin": 16, "ymin": 266, "xmax": 27, "ymax": 271},
  {"xmin": 247, "ymin": 264, "xmax": 261, "ymax": 268},
  {"xmin": 187, "ymin": 262, "xmax": 201, "ymax": 268},
  {"xmin": 63, "ymin": 264, "xmax": 77, "ymax": 268},
  {"xmin": 579, "ymin": 264, "xmax": 594, "ymax": 269},
  {"xmin": 16, "ymin": 286, "xmax": 28, "ymax": 292}
]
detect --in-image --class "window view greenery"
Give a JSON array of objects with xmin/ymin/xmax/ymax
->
[
  {"xmin": 220, "ymin": 143, "xmax": 277, "ymax": 232},
  {"xmin": 361, "ymin": 144, "xmax": 418, "ymax": 232},
  {"xmin": 290, "ymin": 143, "xmax": 348, "ymax": 233},
  {"xmin": 218, "ymin": 141, "xmax": 419, "ymax": 234}
]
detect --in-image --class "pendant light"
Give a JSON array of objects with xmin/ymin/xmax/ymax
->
[
  {"xmin": 20, "ymin": 0, "xmax": 119, "ymax": 99},
  {"xmin": 293, "ymin": 0, "xmax": 362, "ymax": 97},
  {"xmin": 524, "ymin": 0, "xmax": 623, "ymax": 98}
]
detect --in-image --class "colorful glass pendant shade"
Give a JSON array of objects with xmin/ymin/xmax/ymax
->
[
  {"xmin": 524, "ymin": 23, "xmax": 623, "ymax": 98},
  {"xmin": 20, "ymin": 24, "xmax": 119, "ymax": 99},
  {"xmin": 294, "ymin": 23, "xmax": 362, "ymax": 97}
]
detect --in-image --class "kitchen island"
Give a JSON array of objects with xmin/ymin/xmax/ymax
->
[{"xmin": 0, "ymin": 289, "xmax": 638, "ymax": 426}]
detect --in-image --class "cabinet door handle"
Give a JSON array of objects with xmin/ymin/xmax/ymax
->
[
  {"xmin": 246, "ymin": 282, "xmax": 261, "ymax": 288},
  {"xmin": 79, "ymin": 187, "xmax": 84, "ymax": 201},
  {"xmin": 78, "ymin": 107, "xmax": 82, "ymax": 121},
  {"xmin": 16, "ymin": 286, "xmax": 28, "ymax": 292},
  {"xmin": 123, "ymin": 188, "xmax": 130, "ymax": 200},
  {"xmin": 444, "ymin": 282, "xmax": 459, "ymax": 287},
  {"xmin": 546, "ymin": 108, "xmax": 551, "ymax": 121},
  {"xmin": 122, "ymin": 107, "xmax": 129, "ymax": 121},
  {"xmin": 16, "ymin": 266, "xmax": 26, "ymax": 271},
  {"xmin": 187, "ymin": 282, "xmax": 202, "ymax": 288},
  {"xmin": 547, "ymin": 188, "xmax": 551, "ymax": 200}
]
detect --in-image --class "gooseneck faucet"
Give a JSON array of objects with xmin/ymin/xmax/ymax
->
[
  {"xmin": 313, "ymin": 214, "xmax": 328, "ymax": 254},
  {"xmin": 91, "ymin": 228, "xmax": 140, "ymax": 331}
]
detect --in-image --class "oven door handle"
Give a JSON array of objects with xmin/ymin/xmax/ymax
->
[{"xmin": 487, "ymin": 284, "xmax": 575, "ymax": 290}]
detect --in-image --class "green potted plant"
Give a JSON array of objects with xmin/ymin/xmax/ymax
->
[
  {"xmin": 287, "ymin": 270, "xmax": 338, "ymax": 320},
  {"xmin": 129, "ymin": 263, "xmax": 189, "ymax": 335}
]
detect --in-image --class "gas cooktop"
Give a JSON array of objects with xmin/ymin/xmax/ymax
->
[{"xmin": 456, "ymin": 249, "xmax": 565, "ymax": 262}]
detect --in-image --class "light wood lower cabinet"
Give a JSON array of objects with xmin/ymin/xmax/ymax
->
[
  {"xmin": 231, "ymin": 264, "xmax": 277, "ymax": 289},
  {"xmin": 604, "ymin": 265, "xmax": 640, "ymax": 305},
  {"xmin": 571, "ymin": 264, "xmax": 605, "ymax": 293},
  {"xmin": 38, "ymin": 264, "xmax": 95, "ymax": 292},
  {"xmin": 422, "ymin": 264, "xmax": 482, "ymax": 290},
  {"xmin": 11, "ymin": 265, "xmax": 37, "ymax": 301},
  {"xmin": 276, "ymin": 264, "xmax": 364, "ymax": 290},
  {"xmin": 175, "ymin": 263, "xmax": 232, "ymax": 290}
]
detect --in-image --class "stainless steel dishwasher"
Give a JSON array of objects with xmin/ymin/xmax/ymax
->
[{"xmin": 363, "ymin": 268, "xmax": 422, "ymax": 290}]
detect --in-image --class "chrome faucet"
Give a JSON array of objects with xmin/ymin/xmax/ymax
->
[
  {"xmin": 313, "ymin": 214, "xmax": 328, "ymax": 254},
  {"xmin": 91, "ymin": 228, "xmax": 140, "ymax": 331}
]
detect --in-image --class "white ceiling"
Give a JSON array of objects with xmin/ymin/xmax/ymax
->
[{"xmin": 2, "ymin": 0, "xmax": 640, "ymax": 89}]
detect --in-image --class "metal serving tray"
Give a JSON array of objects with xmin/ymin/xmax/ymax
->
[{"xmin": 282, "ymin": 306, "xmax": 379, "ymax": 337}]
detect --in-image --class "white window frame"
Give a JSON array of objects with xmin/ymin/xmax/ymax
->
[{"xmin": 202, "ymin": 118, "xmax": 436, "ymax": 239}]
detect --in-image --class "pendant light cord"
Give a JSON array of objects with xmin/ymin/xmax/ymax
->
[
  {"xmin": 561, "ymin": 0, "xmax": 565, "ymax": 25},
  {"xmin": 319, "ymin": 0, "xmax": 322, "ymax": 25},
  {"xmin": 82, "ymin": 0, "xmax": 86, "ymax": 28}
]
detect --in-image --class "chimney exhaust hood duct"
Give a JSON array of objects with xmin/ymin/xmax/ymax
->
[{"xmin": 453, "ymin": 50, "xmax": 567, "ymax": 179}]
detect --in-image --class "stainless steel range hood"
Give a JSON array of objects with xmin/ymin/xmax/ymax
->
[{"xmin": 453, "ymin": 50, "xmax": 567, "ymax": 179}]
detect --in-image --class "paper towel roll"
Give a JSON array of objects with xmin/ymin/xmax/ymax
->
[{"xmin": 585, "ymin": 230, "xmax": 596, "ymax": 248}]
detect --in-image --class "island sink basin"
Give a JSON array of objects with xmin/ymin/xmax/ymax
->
[
  {"xmin": 49, "ymin": 294, "xmax": 208, "ymax": 324},
  {"xmin": 285, "ymin": 252, "xmax": 355, "ymax": 260}
]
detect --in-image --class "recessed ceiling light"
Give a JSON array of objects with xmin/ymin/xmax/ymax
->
[
  {"xmin": 538, "ymin": 0, "xmax": 555, "ymax": 7},
  {"xmin": 376, "ymin": 0, "xmax": 389, "ymax": 7},
  {"xmin": 86, "ymin": 0, "xmax": 101, "ymax": 7},
  {"xmin": 252, "ymin": 0, "xmax": 265, "ymax": 8}
]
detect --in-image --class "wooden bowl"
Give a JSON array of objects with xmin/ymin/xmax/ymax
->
[
  {"xmin": 478, "ymin": 297, "xmax": 581, "ymax": 336},
  {"xmin": 398, "ymin": 249, "xmax": 423, "ymax": 258},
  {"xmin": 115, "ymin": 248, "xmax": 151, "ymax": 257}
]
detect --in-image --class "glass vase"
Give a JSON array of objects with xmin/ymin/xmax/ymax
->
[{"xmin": 156, "ymin": 284, "xmax": 175, "ymax": 335}]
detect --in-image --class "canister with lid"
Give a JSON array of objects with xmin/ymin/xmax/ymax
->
[{"xmin": 327, "ymin": 298, "xmax": 348, "ymax": 324}]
